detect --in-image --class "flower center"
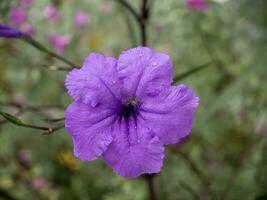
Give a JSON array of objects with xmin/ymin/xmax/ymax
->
[{"xmin": 119, "ymin": 97, "xmax": 138, "ymax": 119}]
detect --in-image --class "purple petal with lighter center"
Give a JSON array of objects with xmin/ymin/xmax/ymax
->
[
  {"xmin": 65, "ymin": 46, "xmax": 199, "ymax": 178},
  {"xmin": 65, "ymin": 101, "xmax": 117, "ymax": 161},
  {"xmin": 139, "ymin": 84, "xmax": 199, "ymax": 144},
  {"xmin": 103, "ymin": 117, "xmax": 164, "ymax": 178},
  {"xmin": 117, "ymin": 47, "xmax": 173, "ymax": 99}
]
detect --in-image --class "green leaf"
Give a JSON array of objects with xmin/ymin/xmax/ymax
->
[
  {"xmin": 173, "ymin": 62, "xmax": 212, "ymax": 83},
  {"xmin": 0, "ymin": 111, "xmax": 24, "ymax": 126}
]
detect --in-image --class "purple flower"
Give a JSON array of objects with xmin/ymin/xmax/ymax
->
[
  {"xmin": 20, "ymin": 24, "xmax": 36, "ymax": 35},
  {"xmin": 187, "ymin": 0, "xmax": 208, "ymax": 10},
  {"xmin": 44, "ymin": 4, "xmax": 60, "ymax": 22},
  {"xmin": 31, "ymin": 177, "xmax": 49, "ymax": 191},
  {"xmin": 0, "ymin": 24, "xmax": 23, "ymax": 38},
  {"xmin": 65, "ymin": 47, "xmax": 199, "ymax": 178},
  {"xmin": 18, "ymin": 149, "xmax": 32, "ymax": 168},
  {"xmin": 9, "ymin": 8, "xmax": 27, "ymax": 26},
  {"xmin": 74, "ymin": 11, "xmax": 90, "ymax": 28},
  {"xmin": 48, "ymin": 34, "xmax": 71, "ymax": 55}
]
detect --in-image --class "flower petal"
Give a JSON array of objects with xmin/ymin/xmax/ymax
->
[
  {"xmin": 65, "ymin": 53, "xmax": 122, "ymax": 108},
  {"xmin": 103, "ymin": 117, "xmax": 164, "ymax": 178},
  {"xmin": 65, "ymin": 102, "xmax": 117, "ymax": 161},
  {"xmin": 0, "ymin": 24, "xmax": 23, "ymax": 38},
  {"xmin": 117, "ymin": 46, "xmax": 173, "ymax": 99},
  {"xmin": 139, "ymin": 84, "xmax": 199, "ymax": 144}
]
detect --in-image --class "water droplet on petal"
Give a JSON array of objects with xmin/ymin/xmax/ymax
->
[
  {"xmin": 137, "ymin": 139, "xmax": 140, "ymax": 143},
  {"xmin": 90, "ymin": 99, "xmax": 98, "ymax": 107},
  {"xmin": 134, "ymin": 126, "xmax": 137, "ymax": 129},
  {"xmin": 152, "ymin": 62, "xmax": 157, "ymax": 66}
]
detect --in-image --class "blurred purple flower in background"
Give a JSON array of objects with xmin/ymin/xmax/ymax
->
[
  {"xmin": 153, "ymin": 24, "xmax": 163, "ymax": 33},
  {"xmin": 98, "ymin": 1, "xmax": 112, "ymax": 13},
  {"xmin": 74, "ymin": 11, "xmax": 90, "ymax": 28},
  {"xmin": 44, "ymin": 4, "xmax": 60, "ymax": 22},
  {"xmin": 18, "ymin": 149, "xmax": 32, "ymax": 168},
  {"xmin": 48, "ymin": 34, "xmax": 71, "ymax": 55},
  {"xmin": 0, "ymin": 24, "xmax": 23, "ymax": 38},
  {"xmin": 65, "ymin": 47, "xmax": 199, "ymax": 178},
  {"xmin": 31, "ymin": 177, "xmax": 49, "ymax": 191},
  {"xmin": 20, "ymin": 23, "xmax": 36, "ymax": 35},
  {"xmin": 187, "ymin": 0, "xmax": 208, "ymax": 10},
  {"xmin": 9, "ymin": 8, "xmax": 27, "ymax": 26}
]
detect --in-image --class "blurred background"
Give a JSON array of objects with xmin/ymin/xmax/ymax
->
[{"xmin": 0, "ymin": 0, "xmax": 267, "ymax": 199}]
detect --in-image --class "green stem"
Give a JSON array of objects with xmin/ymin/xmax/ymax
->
[
  {"xmin": 0, "ymin": 110, "xmax": 64, "ymax": 134},
  {"xmin": 140, "ymin": 0, "xmax": 149, "ymax": 46},
  {"xmin": 122, "ymin": 8, "xmax": 138, "ymax": 47},
  {"xmin": 22, "ymin": 35, "xmax": 78, "ymax": 69},
  {"xmin": 114, "ymin": 0, "xmax": 140, "ymax": 23},
  {"xmin": 145, "ymin": 174, "xmax": 158, "ymax": 200},
  {"xmin": 173, "ymin": 62, "xmax": 211, "ymax": 83}
]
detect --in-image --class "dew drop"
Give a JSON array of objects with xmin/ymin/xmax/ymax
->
[
  {"xmin": 134, "ymin": 126, "xmax": 137, "ymax": 129},
  {"xmin": 152, "ymin": 62, "xmax": 157, "ymax": 66},
  {"xmin": 90, "ymin": 99, "xmax": 98, "ymax": 107}
]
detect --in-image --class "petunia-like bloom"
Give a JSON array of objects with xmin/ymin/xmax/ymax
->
[
  {"xmin": 65, "ymin": 47, "xmax": 199, "ymax": 178},
  {"xmin": 48, "ymin": 34, "xmax": 71, "ymax": 55},
  {"xmin": 44, "ymin": 4, "xmax": 60, "ymax": 22},
  {"xmin": 187, "ymin": 0, "xmax": 208, "ymax": 10},
  {"xmin": 74, "ymin": 11, "xmax": 90, "ymax": 28},
  {"xmin": 9, "ymin": 8, "xmax": 27, "ymax": 26},
  {"xmin": 0, "ymin": 24, "xmax": 23, "ymax": 38}
]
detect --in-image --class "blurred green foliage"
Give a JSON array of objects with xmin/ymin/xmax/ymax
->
[{"xmin": 0, "ymin": 0, "xmax": 267, "ymax": 199}]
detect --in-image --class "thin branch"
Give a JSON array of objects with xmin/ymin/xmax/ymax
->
[
  {"xmin": 0, "ymin": 109, "xmax": 65, "ymax": 134},
  {"xmin": 170, "ymin": 148, "xmax": 214, "ymax": 198},
  {"xmin": 44, "ymin": 117, "xmax": 65, "ymax": 123},
  {"xmin": 0, "ymin": 101, "xmax": 65, "ymax": 111},
  {"xmin": 114, "ymin": 0, "xmax": 140, "ymax": 23},
  {"xmin": 178, "ymin": 180, "xmax": 198, "ymax": 200},
  {"xmin": 218, "ymin": 140, "xmax": 256, "ymax": 200},
  {"xmin": 114, "ymin": 0, "xmax": 151, "ymax": 46},
  {"xmin": 2, "ymin": 117, "xmax": 64, "ymax": 134},
  {"xmin": 43, "ymin": 124, "xmax": 65, "ymax": 135},
  {"xmin": 144, "ymin": 174, "xmax": 158, "ymax": 200},
  {"xmin": 122, "ymin": 7, "xmax": 139, "ymax": 47},
  {"xmin": 41, "ymin": 64, "xmax": 72, "ymax": 72},
  {"xmin": 173, "ymin": 62, "xmax": 212, "ymax": 83},
  {"xmin": 176, "ymin": 149, "xmax": 210, "ymax": 186},
  {"xmin": 20, "ymin": 123, "xmax": 52, "ymax": 131},
  {"xmin": 140, "ymin": 0, "xmax": 149, "ymax": 46},
  {"xmin": 22, "ymin": 35, "xmax": 78, "ymax": 68}
]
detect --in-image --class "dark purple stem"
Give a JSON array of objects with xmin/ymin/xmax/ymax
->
[
  {"xmin": 146, "ymin": 174, "xmax": 158, "ymax": 200},
  {"xmin": 113, "ymin": 0, "xmax": 156, "ymax": 198},
  {"xmin": 140, "ymin": 1, "xmax": 157, "ymax": 199},
  {"xmin": 114, "ymin": 0, "xmax": 150, "ymax": 46},
  {"xmin": 140, "ymin": 0, "xmax": 149, "ymax": 46}
]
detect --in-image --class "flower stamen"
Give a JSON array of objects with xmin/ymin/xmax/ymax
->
[{"xmin": 120, "ymin": 97, "xmax": 138, "ymax": 119}]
